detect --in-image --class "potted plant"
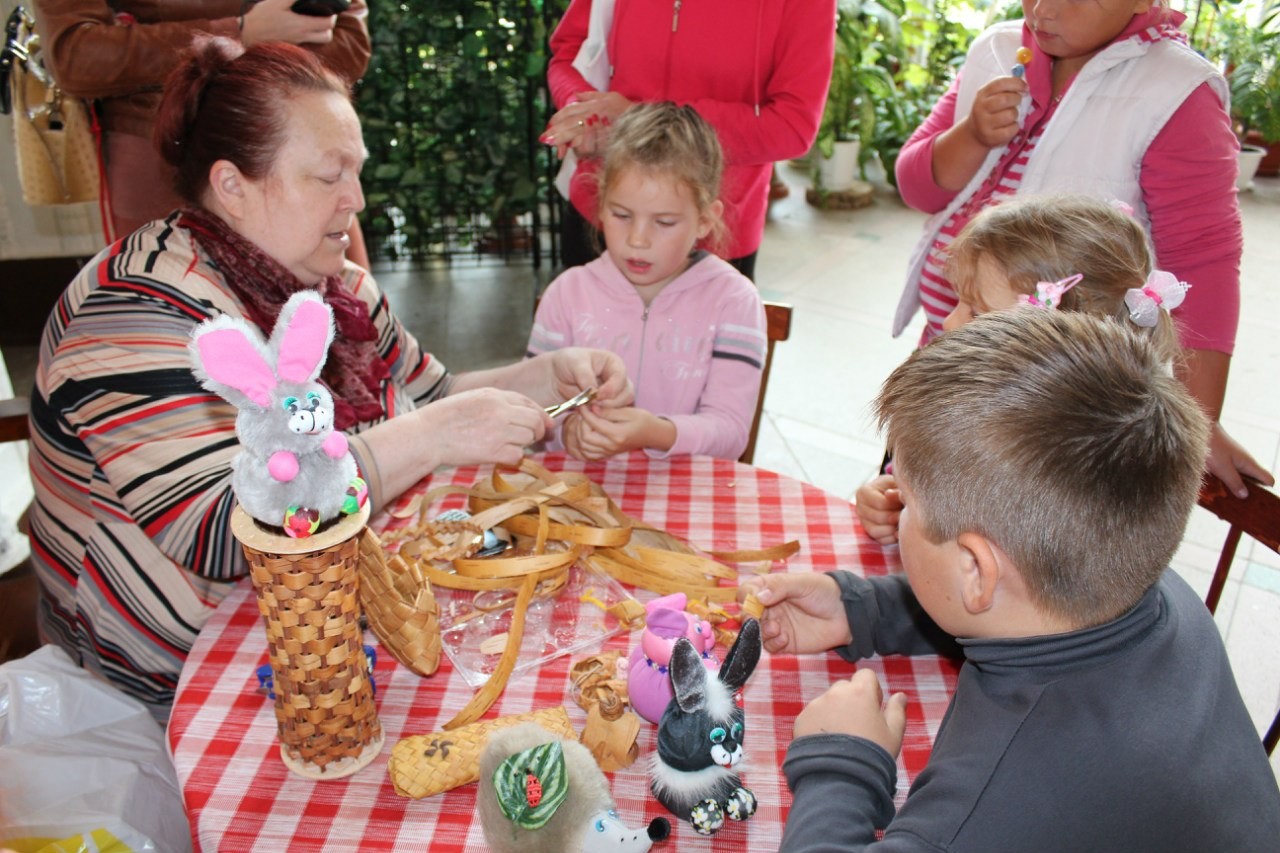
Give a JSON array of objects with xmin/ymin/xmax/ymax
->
[
  {"xmin": 1196, "ymin": 0, "xmax": 1280, "ymax": 183},
  {"xmin": 811, "ymin": 0, "xmax": 903, "ymax": 193},
  {"xmin": 1224, "ymin": 1, "xmax": 1280, "ymax": 177}
]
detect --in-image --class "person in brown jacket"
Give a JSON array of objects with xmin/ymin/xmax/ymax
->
[{"xmin": 32, "ymin": 0, "xmax": 370, "ymax": 255}]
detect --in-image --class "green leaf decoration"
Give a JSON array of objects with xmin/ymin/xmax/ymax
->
[{"xmin": 492, "ymin": 741, "xmax": 568, "ymax": 830}]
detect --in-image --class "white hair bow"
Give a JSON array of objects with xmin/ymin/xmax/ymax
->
[{"xmin": 1124, "ymin": 270, "xmax": 1189, "ymax": 328}]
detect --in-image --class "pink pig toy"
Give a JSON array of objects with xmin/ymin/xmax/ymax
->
[{"xmin": 627, "ymin": 593, "xmax": 718, "ymax": 724}]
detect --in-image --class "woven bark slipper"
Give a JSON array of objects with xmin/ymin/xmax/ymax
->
[
  {"xmin": 388, "ymin": 706, "xmax": 575, "ymax": 799},
  {"xmin": 358, "ymin": 529, "xmax": 442, "ymax": 677}
]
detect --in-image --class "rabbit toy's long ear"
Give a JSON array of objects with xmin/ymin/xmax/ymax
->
[
  {"xmin": 272, "ymin": 291, "xmax": 335, "ymax": 385},
  {"xmin": 717, "ymin": 618, "xmax": 761, "ymax": 693},
  {"xmin": 669, "ymin": 638, "xmax": 709, "ymax": 715},
  {"xmin": 190, "ymin": 315, "xmax": 277, "ymax": 410}
]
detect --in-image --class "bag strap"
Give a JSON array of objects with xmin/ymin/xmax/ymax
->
[{"xmin": 90, "ymin": 103, "xmax": 116, "ymax": 244}]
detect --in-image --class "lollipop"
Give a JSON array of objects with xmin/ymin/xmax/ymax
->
[{"xmin": 1011, "ymin": 46, "xmax": 1033, "ymax": 78}]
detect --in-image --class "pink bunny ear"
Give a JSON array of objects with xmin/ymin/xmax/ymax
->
[
  {"xmin": 195, "ymin": 329, "xmax": 276, "ymax": 408},
  {"xmin": 276, "ymin": 297, "xmax": 334, "ymax": 384}
]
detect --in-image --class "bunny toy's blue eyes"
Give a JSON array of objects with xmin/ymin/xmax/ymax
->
[
  {"xmin": 710, "ymin": 727, "xmax": 727, "ymax": 744},
  {"xmin": 305, "ymin": 392, "xmax": 321, "ymax": 410},
  {"xmin": 282, "ymin": 396, "xmax": 299, "ymax": 413},
  {"xmin": 732, "ymin": 722, "xmax": 743, "ymax": 740},
  {"xmin": 594, "ymin": 819, "xmax": 606, "ymax": 832}
]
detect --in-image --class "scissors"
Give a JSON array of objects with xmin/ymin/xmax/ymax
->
[{"xmin": 544, "ymin": 387, "xmax": 597, "ymax": 418}]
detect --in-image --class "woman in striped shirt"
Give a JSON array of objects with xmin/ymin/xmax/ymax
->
[{"xmin": 26, "ymin": 38, "xmax": 629, "ymax": 720}]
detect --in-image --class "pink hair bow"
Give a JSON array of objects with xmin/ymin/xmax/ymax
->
[
  {"xmin": 1124, "ymin": 270, "xmax": 1189, "ymax": 328},
  {"xmin": 1017, "ymin": 274, "xmax": 1082, "ymax": 310}
]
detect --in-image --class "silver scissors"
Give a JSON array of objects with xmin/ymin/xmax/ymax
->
[{"xmin": 544, "ymin": 387, "xmax": 597, "ymax": 418}]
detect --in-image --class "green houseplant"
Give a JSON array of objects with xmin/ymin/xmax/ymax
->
[
  {"xmin": 1190, "ymin": 0, "xmax": 1280, "ymax": 180},
  {"xmin": 355, "ymin": 0, "xmax": 557, "ymax": 262},
  {"xmin": 811, "ymin": 0, "xmax": 903, "ymax": 191},
  {"xmin": 1220, "ymin": 0, "xmax": 1280, "ymax": 144},
  {"xmin": 810, "ymin": 0, "xmax": 978, "ymax": 194}
]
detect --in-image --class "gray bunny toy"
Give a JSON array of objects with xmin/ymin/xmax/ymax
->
[{"xmin": 189, "ymin": 290, "xmax": 367, "ymax": 537}]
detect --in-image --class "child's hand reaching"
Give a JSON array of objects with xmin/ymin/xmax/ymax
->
[
  {"xmin": 855, "ymin": 474, "xmax": 903, "ymax": 545},
  {"xmin": 794, "ymin": 669, "xmax": 908, "ymax": 758},
  {"xmin": 740, "ymin": 573, "xmax": 852, "ymax": 655},
  {"xmin": 561, "ymin": 405, "xmax": 675, "ymax": 461}
]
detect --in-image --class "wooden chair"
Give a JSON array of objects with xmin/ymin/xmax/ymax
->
[
  {"xmin": 0, "ymin": 396, "xmax": 30, "ymax": 443},
  {"xmin": 739, "ymin": 301, "xmax": 792, "ymax": 465},
  {"xmin": 1196, "ymin": 472, "xmax": 1280, "ymax": 755}
]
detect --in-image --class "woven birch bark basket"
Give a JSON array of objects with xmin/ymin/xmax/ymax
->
[{"xmin": 232, "ymin": 503, "xmax": 385, "ymax": 779}]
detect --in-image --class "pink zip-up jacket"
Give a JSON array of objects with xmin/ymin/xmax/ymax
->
[
  {"xmin": 548, "ymin": 0, "xmax": 836, "ymax": 260},
  {"xmin": 527, "ymin": 252, "xmax": 766, "ymax": 459}
]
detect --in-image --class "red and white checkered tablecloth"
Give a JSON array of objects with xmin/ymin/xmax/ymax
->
[{"xmin": 169, "ymin": 452, "xmax": 960, "ymax": 852}]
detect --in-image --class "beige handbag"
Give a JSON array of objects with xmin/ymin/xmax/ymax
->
[{"xmin": 4, "ymin": 6, "xmax": 100, "ymax": 205}]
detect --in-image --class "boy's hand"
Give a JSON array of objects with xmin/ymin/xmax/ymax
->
[
  {"xmin": 795, "ymin": 669, "xmax": 908, "ymax": 758},
  {"xmin": 964, "ymin": 76, "xmax": 1027, "ymax": 149},
  {"xmin": 741, "ymin": 573, "xmax": 851, "ymax": 655},
  {"xmin": 855, "ymin": 474, "xmax": 903, "ymax": 545}
]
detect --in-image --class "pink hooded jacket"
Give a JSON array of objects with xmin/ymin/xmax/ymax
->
[{"xmin": 527, "ymin": 252, "xmax": 766, "ymax": 459}]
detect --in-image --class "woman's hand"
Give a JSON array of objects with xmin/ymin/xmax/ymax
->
[
  {"xmin": 962, "ymin": 76, "xmax": 1027, "ymax": 149},
  {"xmin": 1206, "ymin": 421, "xmax": 1275, "ymax": 499},
  {"xmin": 855, "ymin": 474, "xmax": 903, "ymax": 545},
  {"xmin": 542, "ymin": 91, "xmax": 633, "ymax": 159},
  {"xmin": 794, "ymin": 669, "xmax": 908, "ymax": 758},
  {"xmin": 740, "ymin": 573, "xmax": 851, "ymax": 656},
  {"xmin": 241, "ymin": 0, "xmax": 338, "ymax": 47},
  {"xmin": 415, "ymin": 388, "xmax": 551, "ymax": 467}
]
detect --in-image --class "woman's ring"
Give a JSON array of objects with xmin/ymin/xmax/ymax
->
[{"xmin": 576, "ymin": 119, "xmax": 585, "ymax": 127}]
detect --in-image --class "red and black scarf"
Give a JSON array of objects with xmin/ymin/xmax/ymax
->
[{"xmin": 180, "ymin": 208, "xmax": 389, "ymax": 430}]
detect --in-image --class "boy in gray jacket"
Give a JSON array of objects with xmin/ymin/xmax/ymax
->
[{"xmin": 747, "ymin": 310, "xmax": 1280, "ymax": 852}]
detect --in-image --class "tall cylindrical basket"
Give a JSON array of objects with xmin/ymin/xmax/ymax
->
[{"xmin": 231, "ymin": 503, "xmax": 384, "ymax": 779}]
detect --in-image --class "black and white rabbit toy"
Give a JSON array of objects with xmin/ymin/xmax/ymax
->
[
  {"xmin": 189, "ymin": 290, "xmax": 367, "ymax": 537},
  {"xmin": 649, "ymin": 617, "xmax": 761, "ymax": 836}
]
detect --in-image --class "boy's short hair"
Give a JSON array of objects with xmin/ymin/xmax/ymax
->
[{"xmin": 877, "ymin": 310, "xmax": 1209, "ymax": 627}]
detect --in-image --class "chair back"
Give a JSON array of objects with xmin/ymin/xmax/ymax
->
[
  {"xmin": 0, "ymin": 396, "xmax": 30, "ymax": 443},
  {"xmin": 739, "ymin": 301, "xmax": 792, "ymax": 465},
  {"xmin": 1196, "ymin": 473, "xmax": 1280, "ymax": 755}
]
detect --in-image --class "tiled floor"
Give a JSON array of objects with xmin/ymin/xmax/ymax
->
[{"xmin": 4, "ymin": 166, "xmax": 1277, "ymax": 777}]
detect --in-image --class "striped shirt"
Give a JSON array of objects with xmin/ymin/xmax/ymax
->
[{"xmin": 28, "ymin": 215, "xmax": 449, "ymax": 719}]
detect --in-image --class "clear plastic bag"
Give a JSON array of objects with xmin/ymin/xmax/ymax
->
[{"xmin": 0, "ymin": 646, "xmax": 191, "ymax": 853}]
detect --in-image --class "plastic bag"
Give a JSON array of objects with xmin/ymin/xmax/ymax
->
[{"xmin": 0, "ymin": 646, "xmax": 191, "ymax": 853}]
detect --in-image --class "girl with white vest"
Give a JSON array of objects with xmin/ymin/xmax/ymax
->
[{"xmin": 892, "ymin": 0, "xmax": 1272, "ymax": 498}]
